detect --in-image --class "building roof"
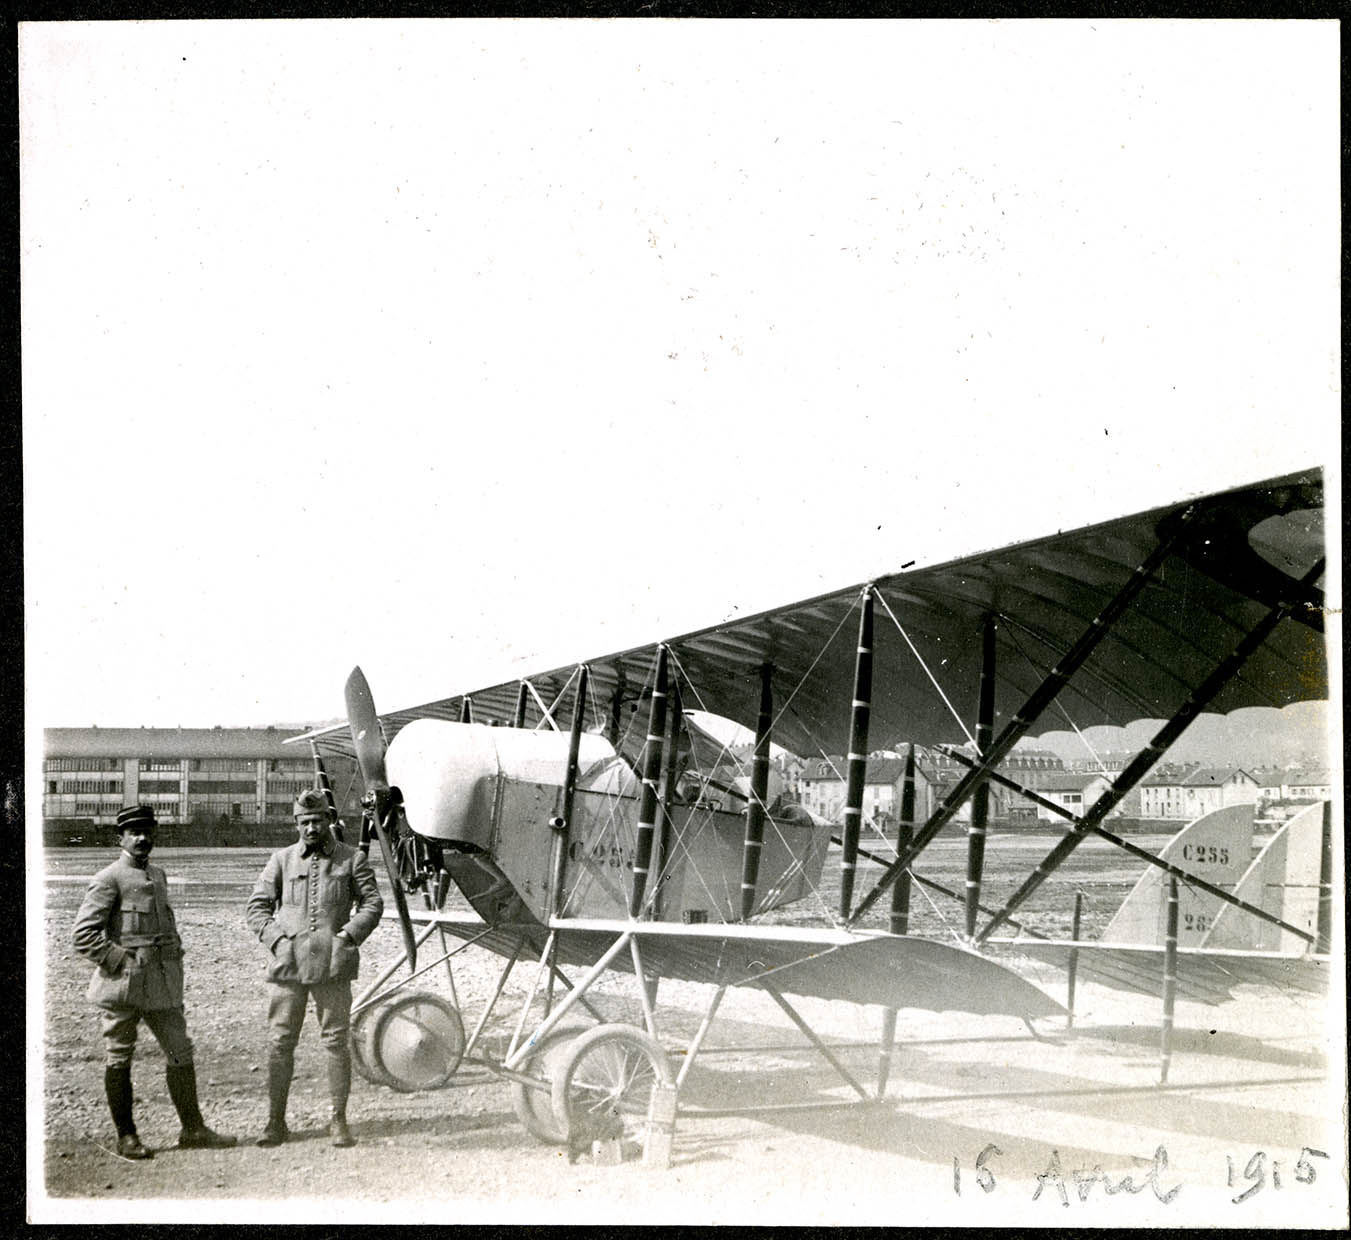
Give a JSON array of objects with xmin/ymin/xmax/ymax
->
[
  {"xmin": 1282, "ymin": 768, "xmax": 1331, "ymax": 786},
  {"xmin": 800, "ymin": 756, "xmax": 918, "ymax": 785},
  {"xmin": 1179, "ymin": 766, "xmax": 1254, "ymax": 787},
  {"xmin": 1139, "ymin": 764, "xmax": 1257, "ymax": 789},
  {"xmin": 44, "ymin": 727, "xmax": 312, "ymax": 760},
  {"xmin": 935, "ymin": 742, "xmax": 1063, "ymax": 765},
  {"xmin": 1037, "ymin": 772, "xmax": 1110, "ymax": 794}
]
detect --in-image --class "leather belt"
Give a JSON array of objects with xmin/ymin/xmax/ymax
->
[{"xmin": 119, "ymin": 934, "xmax": 179, "ymax": 948}]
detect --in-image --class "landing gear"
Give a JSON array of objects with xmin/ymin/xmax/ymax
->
[
  {"xmin": 508, "ymin": 1024, "xmax": 587, "ymax": 1144},
  {"xmin": 351, "ymin": 1003, "xmax": 395, "ymax": 1089},
  {"xmin": 352, "ymin": 992, "xmax": 464, "ymax": 1093},
  {"xmin": 549, "ymin": 1023, "xmax": 674, "ymax": 1149}
]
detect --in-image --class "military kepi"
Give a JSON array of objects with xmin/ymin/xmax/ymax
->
[
  {"xmin": 116, "ymin": 804, "xmax": 157, "ymax": 830},
  {"xmin": 293, "ymin": 788, "xmax": 332, "ymax": 817}
]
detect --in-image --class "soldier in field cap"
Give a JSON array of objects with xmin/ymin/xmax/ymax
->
[
  {"xmin": 72, "ymin": 804, "xmax": 236, "ymax": 1159},
  {"xmin": 245, "ymin": 787, "xmax": 383, "ymax": 1148}
]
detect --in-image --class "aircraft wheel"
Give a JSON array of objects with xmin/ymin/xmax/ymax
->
[
  {"xmin": 351, "ymin": 1003, "xmax": 398, "ymax": 1089},
  {"xmin": 509, "ymin": 1023, "xmax": 588, "ymax": 1145},
  {"xmin": 550, "ymin": 1023, "xmax": 673, "ymax": 1154},
  {"xmin": 370, "ymin": 992, "xmax": 465, "ymax": 1093}
]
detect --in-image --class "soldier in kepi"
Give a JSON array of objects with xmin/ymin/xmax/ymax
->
[
  {"xmin": 72, "ymin": 804, "xmax": 236, "ymax": 1160},
  {"xmin": 245, "ymin": 789, "xmax": 383, "ymax": 1148}
]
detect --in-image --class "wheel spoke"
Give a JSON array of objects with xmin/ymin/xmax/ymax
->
[{"xmin": 551, "ymin": 1023, "xmax": 674, "ymax": 1153}]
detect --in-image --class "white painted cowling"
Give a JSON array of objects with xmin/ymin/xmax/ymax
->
[{"xmin": 384, "ymin": 719, "xmax": 622, "ymax": 849}]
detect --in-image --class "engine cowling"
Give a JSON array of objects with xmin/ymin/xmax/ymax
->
[{"xmin": 385, "ymin": 719, "xmax": 620, "ymax": 849}]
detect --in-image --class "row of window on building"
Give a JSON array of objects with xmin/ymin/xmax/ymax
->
[
  {"xmin": 45, "ymin": 757, "xmax": 314, "ymax": 773},
  {"xmin": 58, "ymin": 800, "xmax": 304, "ymax": 821},
  {"xmin": 41, "ymin": 734, "xmax": 355, "ymax": 828},
  {"xmin": 47, "ymin": 777, "xmax": 313, "ymax": 796}
]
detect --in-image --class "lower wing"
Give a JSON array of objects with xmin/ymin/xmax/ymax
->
[
  {"xmin": 400, "ymin": 909, "xmax": 1064, "ymax": 1020},
  {"xmin": 993, "ymin": 939, "xmax": 1331, "ymax": 1004}
]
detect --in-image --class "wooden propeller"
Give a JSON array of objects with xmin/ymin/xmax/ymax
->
[{"xmin": 345, "ymin": 666, "xmax": 418, "ymax": 971}]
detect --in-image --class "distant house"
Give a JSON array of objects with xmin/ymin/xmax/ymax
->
[
  {"xmin": 927, "ymin": 744, "xmax": 1073, "ymax": 824},
  {"xmin": 1067, "ymin": 751, "xmax": 1135, "ymax": 773},
  {"xmin": 929, "ymin": 745, "xmax": 1064, "ymax": 783},
  {"xmin": 801, "ymin": 743, "xmax": 1087, "ymax": 827},
  {"xmin": 1061, "ymin": 751, "xmax": 1142, "ymax": 816},
  {"xmin": 1277, "ymin": 769, "xmax": 1332, "ymax": 801},
  {"xmin": 774, "ymin": 752, "xmax": 808, "ymax": 796},
  {"xmin": 1139, "ymin": 765, "xmax": 1260, "ymax": 820},
  {"xmin": 1031, "ymin": 772, "xmax": 1114, "ymax": 823},
  {"xmin": 797, "ymin": 755, "xmax": 933, "ymax": 827},
  {"xmin": 1256, "ymin": 770, "xmax": 1286, "ymax": 802}
]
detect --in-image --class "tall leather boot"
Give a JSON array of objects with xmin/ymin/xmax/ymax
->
[
  {"xmin": 105, "ymin": 1064, "xmax": 151, "ymax": 1160},
  {"xmin": 327, "ymin": 1053, "xmax": 355, "ymax": 1147},
  {"xmin": 256, "ymin": 1049, "xmax": 292, "ymax": 1147},
  {"xmin": 166, "ymin": 1062, "xmax": 236, "ymax": 1149}
]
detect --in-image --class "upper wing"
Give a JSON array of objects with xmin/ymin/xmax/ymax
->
[
  {"xmin": 406, "ymin": 909, "xmax": 1063, "ymax": 1020},
  {"xmin": 306, "ymin": 468, "xmax": 1325, "ymax": 759}
]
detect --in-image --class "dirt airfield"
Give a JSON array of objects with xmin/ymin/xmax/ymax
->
[{"xmin": 32, "ymin": 845, "xmax": 1345, "ymax": 1227}]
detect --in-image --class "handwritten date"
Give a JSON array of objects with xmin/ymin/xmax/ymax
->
[{"xmin": 951, "ymin": 1144, "xmax": 1330, "ymax": 1206}]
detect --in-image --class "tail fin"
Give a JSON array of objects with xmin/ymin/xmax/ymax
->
[
  {"xmin": 1104, "ymin": 800, "xmax": 1332, "ymax": 952},
  {"xmin": 1103, "ymin": 804, "xmax": 1255, "ymax": 945},
  {"xmin": 1203, "ymin": 800, "xmax": 1331, "ymax": 952}
]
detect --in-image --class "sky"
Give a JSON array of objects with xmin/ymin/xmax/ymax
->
[{"xmin": 20, "ymin": 20, "xmax": 1341, "ymax": 747}]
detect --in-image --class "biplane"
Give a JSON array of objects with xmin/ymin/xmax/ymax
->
[{"xmin": 293, "ymin": 466, "xmax": 1333, "ymax": 1161}]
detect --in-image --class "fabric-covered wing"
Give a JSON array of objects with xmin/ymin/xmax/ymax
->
[
  {"xmin": 307, "ymin": 468, "xmax": 1325, "ymax": 760},
  {"xmin": 999, "ymin": 940, "xmax": 1331, "ymax": 1006},
  {"xmin": 405, "ymin": 910, "xmax": 1063, "ymax": 1020}
]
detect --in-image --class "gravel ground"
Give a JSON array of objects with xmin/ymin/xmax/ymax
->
[{"xmin": 30, "ymin": 846, "xmax": 1346, "ymax": 1227}]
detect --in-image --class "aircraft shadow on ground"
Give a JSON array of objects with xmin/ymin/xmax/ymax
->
[
  {"xmin": 355, "ymin": 1105, "xmax": 536, "ymax": 1153},
  {"xmin": 671, "ymin": 1032, "xmax": 1328, "ymax": 1174},
  {"xmin": 1074, "ymin": 1024, "xmax": 1326, "ymax": 1068}
]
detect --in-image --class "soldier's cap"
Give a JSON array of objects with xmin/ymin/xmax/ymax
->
[
  {"xmin": 116, "ymin": 804, "xmax": 157, "ymax": 831},
  {"xmin": 293, "ymin": 788, "xmax": 334, "ymax": 818}
]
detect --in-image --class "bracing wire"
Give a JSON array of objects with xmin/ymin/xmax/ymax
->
[
  {"xmin": 913, "ymin": 871, "xmax": 965, "ymax": 945},
  {"xmin": 873, "ymin": 586, "xmax": 977, "ymax": 748},
  {"xmin": 1000, "ymin": 620, "xmax": 1115, "ymax": 779},
  {"xmin": 658, "ymin": 653, "xmax": 838, "ymax": 924},
  {"xmin": 571, "ymin": 581, "xmax": 1008, "ymax": 933},
  {"xmin": 764, "ymin": 596, "xmax": 859, "ymax": 743}
]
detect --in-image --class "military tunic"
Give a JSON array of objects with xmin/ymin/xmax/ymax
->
[
  {"xmin": 244, "ymin": 837, "xmax": 382, "ymax": 983},
  {"xmin": 245, "ymin": 835, "xmax": 383, "ymax": 1061},
  {"xmin": 72, "ymin": 851, "xmax": 193, "ymax": 1066}
]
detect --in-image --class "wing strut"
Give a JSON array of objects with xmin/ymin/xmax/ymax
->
[
  {"xmin": 651, "ymin": 680, "xmax": 684, "ymax": 922},
  {"xmin": 840, "ymin": 587, "xmax": 874, "ymax": 917},
  {"xmin": 890, "ymin": 744, "xmax": 917, "ymax": 934},
  {"xmin": 629, "ymin": 648, "xmax": 668, "ymax": 917},
  {"xmin": 964, "ymin": 615, "xmax": 997, "ymax": 938},
  {"xmin": 878, "ymin": 742, "xmax": 921, "ymax": 1100},
  {"xmin": 738, "ymin": 663, "xmax": 774, "ymax": 920},
  {"xmin": 1159, "ymin": 876, "xmax": 1180, "ymax": 1084},
  {"xmin": 1316, "ymin": 800, "xmax": 1334, "ymax": 953},
  {"xmin": 975, "ymin": 557, "xmax": 1325, "ymax": 945},
  {"xmin": 551, "ymin": 665, "xmax": 589, "ymax": 919},
  {"xmin": 847, "ymin": 510, "xmax": 1197, "ymax": 927}
]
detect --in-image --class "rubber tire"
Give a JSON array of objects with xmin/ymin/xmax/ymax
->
[
  {"xmin": 549, "ymin": 1023, "xmax": 673, "ymax": 1149},
  {"xmin": 509, "ymin": 1024, "xmax": 588, "ymax": 1145},
  {"xmin": 371, "ymin": 992, "xmax": 465, "ymax": 1093},
  {"xmin": 351, "ymin": 1003, "xmax": 399, "ymax": 1090}
]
